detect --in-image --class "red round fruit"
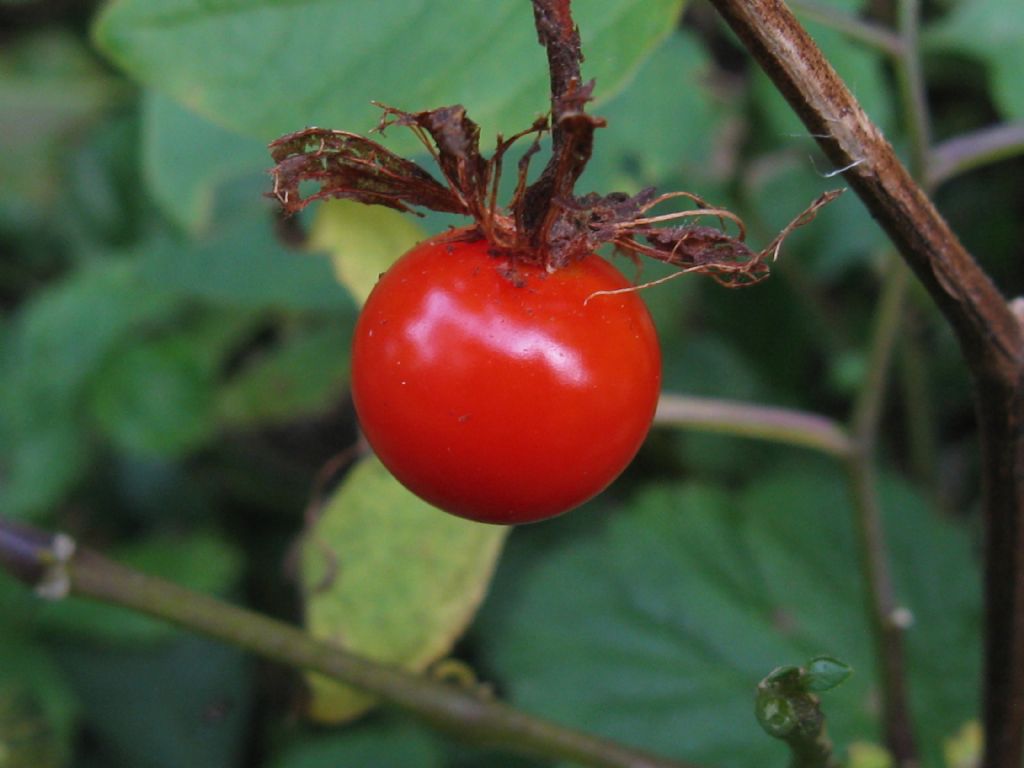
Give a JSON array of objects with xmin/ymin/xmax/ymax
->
[{"xmin": 350, "ymin": 230, "xmax": 662, "ymax": 524}]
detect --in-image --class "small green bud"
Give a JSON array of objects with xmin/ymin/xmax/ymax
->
[{"xmin": 805, "ymin": 656, "xmax": 853, "ymax": 692}]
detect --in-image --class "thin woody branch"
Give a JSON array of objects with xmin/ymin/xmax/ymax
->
[{"xmin": 704, "ymin": 3, "xmax": 1024, "ymax": 768}]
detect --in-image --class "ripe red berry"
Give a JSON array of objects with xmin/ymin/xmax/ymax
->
[{"xmin": 351, "ymin": 230, "xmax": 662, "ymax": 524}]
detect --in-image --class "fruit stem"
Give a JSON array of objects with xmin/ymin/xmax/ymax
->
[{"xmin": 519, "ymin": 0, "xmax": 603, "ymax": 265}]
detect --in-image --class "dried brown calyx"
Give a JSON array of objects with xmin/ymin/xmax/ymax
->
[{"xmin": 268, "ymin": 102, "xmax": 839, "ymax": 287}]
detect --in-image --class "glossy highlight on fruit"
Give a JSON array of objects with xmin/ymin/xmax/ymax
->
[{"xmin": 351, "ymin": 230, "xmax": 662, "ymax": 524}]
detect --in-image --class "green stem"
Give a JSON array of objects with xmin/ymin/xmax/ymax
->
[
  {"xmin": 929, "ymin": 121, "xmax": 1024, "ymax": 188},
  {"xmin": 842, "ymin": 451, "xmax": 917, "ymax": 762},
  {"xmin": 0, "ymin": 519, "xmax": 699, "ymax": 768},
  {"xmin": 845, "ymin": 257, "xmax": 919, "ymax": 765},
  {"xmin": 893, "ymin": 0, "xmax": 931, "ymax": 183},
  {"xmin": 850, "ymin": 258, "xmax": 909, "ymax": 442},
  {"xmin": 788, "ymin": 0, "xmax": 903, "ymax": 56},
  {"xmin": 897, "ymin": 309, "xmax": 940, "ymax": 495},
  {"xmin": 654, "ymin": 395, "xmax": 853, "ymax": 458}
]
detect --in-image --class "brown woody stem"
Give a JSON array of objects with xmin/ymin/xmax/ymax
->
[{"xmin": 706, "ymin": 2, "xmax": 1024, "ymax": 767}]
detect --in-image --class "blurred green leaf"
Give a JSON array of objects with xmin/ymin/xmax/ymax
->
[
  {"xmin": 40, "ymin": 531, "xmax": 244, "ymax": 645},
  {"xmin": 137, "ymin": 209, "xmax": 353, "ymax": 310},
  {"xmin": 67, "ymin": 112, "xmax": 149, "ymax": 245},
  {"xmin": 925, "ymin": 0, "xmax": 1024, "ymax": 119},
  {"xmin": 87, "ymin": 309, "xmax": 257, "ymax": 457},
  {"xmin": 142, "ymin": 91, "xmax": 270, "ymax": 234},
  {"xmin": 51, "ymin": 633, "xmax": 251, "ymax": 768},
  {"xmin": 2, "ymin": 259, "xmax": 180, "ymax": 411},
  {"xmin": 0, "ymin": 31, "xmax": 123, "ymax": 213},
  {"xmin": 93, "ymin": 0, "xmax": 683, "ymax": 152},
  {"xmin": 0, "ymin": 632, "xmax": 78, "ymax": 768},
  {"xmin": 302, "ymin": 455, "xmax": 509, "ymax": 722},
  {"xmin": 847, "ymin": 741, "xmax": 894, "ymax": 768},
  {"xmin": 943, "ymin": 721, "xmax": 982, "ymax": 768},
  {"xmin": 581, "ymin": 29, "xmax": 736, "ymax": 195},
  {"xmin": 88, "ymin": 335, "xmax": 217, "ymax": 458},
  {"xmin": 476, "ymin": 468, "xmax": 979, "ymax": 768},
  {"xmin": 0, "ymin": 421, "xmax": 91, "ymax": 523},
  {"xmin": 309, "ymin": 200, "xmax": 427, "ymax": 305},
  {"xmin": 270, "ymin": 718, "xmax": 445, "ymax": 768},
  {"xmin": 0, "ymin": 259, "xmax": 183, "ymax": 518},
  {"xmin": 217, "ymin": 319, "xmax": 353, "ymax": 428}
]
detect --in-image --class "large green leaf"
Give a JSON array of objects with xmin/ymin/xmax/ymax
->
[
  {"xmin": 925, "ymin": 0, "xmax": 1024, "ymax": 119},
  {"xmin": 302, "ymin": 455, "xmax": 509, "ymax": 722},
  {"xmin": 475, "ymin": 466, "xmax": 979, "ymax": 768},
  {"xmin": 93, "ymin": 0, "xmax": 683, "ymax": 152},
  {"xmin": 142, "ymin": 90, "xmax": 270, "ymax": 234}
]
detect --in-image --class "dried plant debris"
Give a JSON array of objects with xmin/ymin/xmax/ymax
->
[{"xmin": 269, "ymin": 104, "xmax": 841, "ymax": 285}]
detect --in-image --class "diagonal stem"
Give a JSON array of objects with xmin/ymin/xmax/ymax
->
[{"xmin": 0, "ymin": 518, "xmax": 700, "ymax": 768}]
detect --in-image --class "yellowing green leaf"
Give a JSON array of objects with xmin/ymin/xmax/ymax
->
[
  {"xmin": 944, "ymin": 721, "xmax": 982, "ymax": 768},
  {"xmin": 301, "ymin": 455, "xmax": 508, "ymax": 722},
  {"xmin": 309, "ymin": 200, "xmax": 426, "ymax": 305},
  {"xmin": 847, "ymin": 742, "xmax": 893, "ymax": 768}
]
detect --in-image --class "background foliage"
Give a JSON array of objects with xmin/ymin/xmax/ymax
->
[{"xmin": 1, "ymin": 0, "xmax": 1020, "ymax": 765}]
